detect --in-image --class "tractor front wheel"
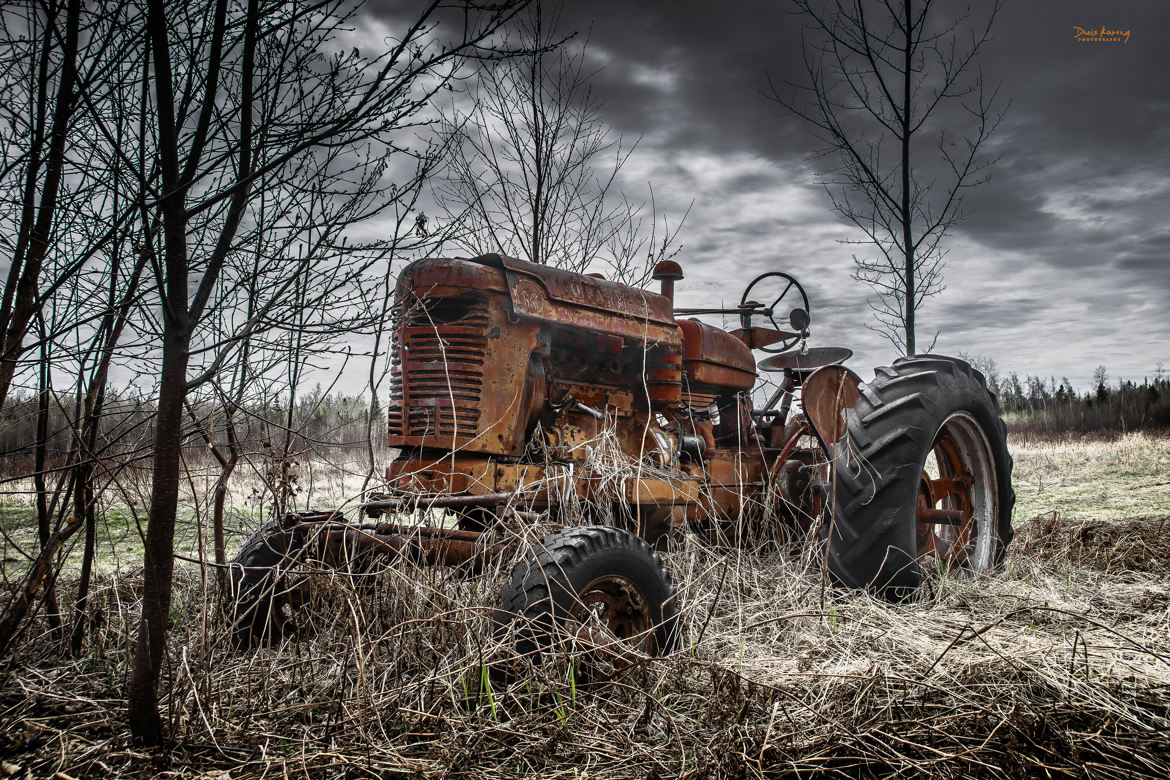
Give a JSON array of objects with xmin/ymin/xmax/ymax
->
[
  {"xmin": 494, "ymin": 525, "xmax": 679, "ymax": 668},
  {"xmin": 226, "ymin": 519, "xmax": 311, "ymax": 647},
  {"xmin": 825, "ymin": 355, "xmax": 1014, "ymax": 598}
]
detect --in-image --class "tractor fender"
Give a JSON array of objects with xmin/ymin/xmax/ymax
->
[{"xmin": 801, "ymin": 365, "xmax": 862, "ymax": 449}]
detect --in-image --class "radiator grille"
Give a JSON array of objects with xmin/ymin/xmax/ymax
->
[
  {"xmin": 387, "ymin": 295, "xmax": 489, "ymax": 440},
  {"xmin": 386, "ymin": 302, "xmax": 405, "ymax": 435}
]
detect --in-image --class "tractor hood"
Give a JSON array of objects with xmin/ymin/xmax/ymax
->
[{"xmin": 461, "ymin": 253, "xmax": 681, "ymax": 344}]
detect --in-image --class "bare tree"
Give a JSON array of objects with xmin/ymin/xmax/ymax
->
[
  {"xmin": 1092, "ymin": 364, "xmax": 1109, "ymax": 401},
  {"xmin": 437, "ymin": 3, "xmax": 684, "ymax": 283},
  {"xmin": 0, "ymin": 0, "xmax": 142, "ymax": 413},
  {"xmin": 772, "ymin": 0, "xmax": 1006, "ymax": 354},
  {"xmin": 0, "ymin": 0, "xmax": 152, "ymax": 658},
  {"xmin": 0, "ymin": 0, "xmax": 82, "ymax": 414},
  {"xmin": 119, "ymin": 0, "xmax": 519, "ymax": 744},
  {"xmin": 1, "ymin": 5, "xmax": 523, "ymax": 728}
]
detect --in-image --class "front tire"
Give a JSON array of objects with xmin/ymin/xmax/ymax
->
[
  {"xmin": 825, "ymin": 355, "xmax": 1014, "ymax": 597},
  {"xmin": 494, "ymin": 525, "xmax": 680, "ymax": 665},
  {"xmin": 226, "ymin": 518, "xmax": 309, "ymax": 647}
]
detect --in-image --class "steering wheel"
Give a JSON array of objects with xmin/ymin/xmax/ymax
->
[{"xmin": 740, "ymin": 271, "xmax": 811, "ymax": 353}]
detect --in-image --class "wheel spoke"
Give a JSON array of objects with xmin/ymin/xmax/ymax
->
[
  {"xmin": 919, "ymin": 507, "xmax": 968, "ymax": 525},
  {"xmin": 916, "ymin": 418, "xmax": 989, "ymax": 568},
  {"xmin": 770, "ymin": 280, "xmax": 793, "ymax": 309},
  {"xmin": 929, "ymin": 474, "xmax": 973, "ymax": 501}
]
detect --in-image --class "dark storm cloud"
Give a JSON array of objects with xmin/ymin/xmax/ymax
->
[
  {"xmin": 536, "ymin": 0, "xmax": 838, "ymax": 168},
  {"xmin": 605, "ymin": 12, "xmax": 1167, "ymax": 251},
  {"xmin": 561, "ymin": 0, "xmax": 1170, "ymax": 350},
  {"xmin": 938, "ymin": 295, "xmax": 1059, "ymax": 322},
  {"xmin": 950, "ymin": 1, "xmax": 1170, "ymax": 294},
  {"xmin": 1116, "ymin": 231, "xmax": 1170, "ymax": 273},
  {"xmin": 360, "ymin": 0, "xmax": 1170, "ymax": 386}
]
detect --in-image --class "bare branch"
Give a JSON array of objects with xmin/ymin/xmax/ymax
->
[{"xmin": 772, "ymin": 0, "xmax": 1005, "ymax": 354}]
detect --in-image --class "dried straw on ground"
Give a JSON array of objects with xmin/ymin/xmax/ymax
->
[
  {"xmin": 3, "ymin": 512, "xmax": 1168, "ymax": 779},
  {"xmin": 2, "ymin": 433, "xmax": 1169, "ymax": 778}
]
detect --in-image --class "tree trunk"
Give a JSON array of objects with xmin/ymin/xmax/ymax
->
[
  {"xmin": 210, "ymin": 423, "xmax": 238, "ymax": 592},
  {"xmin": 126, "ymin": 327, "xmax": 189, "ymax": 744},
  {"xmin": 901, "ymin": 0, "xmax": 915, "ymax": 357},
  {"xmin": 70, "ymin": 380, "xmax": 106, "ymax": 654},
  {"xmin": 69, "ymin": 452, "xmax": 95, "ymax": 654},
  {"xmin": 127, "ymin": 0, "xmax": 192, "ymax": 744},
  {"xmin": 33, "ymin": 337, "xmax": 61, "ymax": 634}
]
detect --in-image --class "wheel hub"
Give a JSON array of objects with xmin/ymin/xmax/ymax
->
[
  {"xmin": 916, "ymin": 412, "xmax": 998, "ymax": 573},
  {"xmin": 568, "ymin": 574, "xmax": 655, "ymax": 655}
]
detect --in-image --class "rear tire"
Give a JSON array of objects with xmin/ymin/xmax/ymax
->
[
  {"xmin": 494, "ymin": 525, "xmax": 679, "ymax": 665},
  {"xmin": 825, "ymin": 355, "xmax": 1014, "ymax": 598}
]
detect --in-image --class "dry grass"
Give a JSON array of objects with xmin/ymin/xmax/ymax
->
[
  {"xmin": 2, "ymin": 432, "xmax": 1169, "ymax": 778},
  {"xmin": 1010, "ymin": 430, "xmax": 1170, "ymax": 522},
  {"xmin": 0, "ymin": 447, "xmax": 375, "ymax": 578}
]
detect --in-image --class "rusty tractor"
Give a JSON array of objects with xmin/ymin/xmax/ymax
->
[{"xmin": 228, "ymin": 254, "xmax": 1014, "ymax": 653}]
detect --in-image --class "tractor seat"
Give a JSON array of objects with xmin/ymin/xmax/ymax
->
[{"xmin": 757, "ymin": 346, "xmax": 853, "ymax": 375}]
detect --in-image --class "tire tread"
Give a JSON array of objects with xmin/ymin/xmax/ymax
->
[{"xmin": 826, "ymin": 355, "xmax": 1015, "ymax": 596}]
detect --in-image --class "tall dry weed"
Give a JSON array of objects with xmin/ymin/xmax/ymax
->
[{"xmin": 3, "ymin": 432, "xmax": 1169, "ymax": 778}]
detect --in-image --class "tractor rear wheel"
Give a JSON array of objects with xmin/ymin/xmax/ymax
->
[
  {"xmin": 825, "ymin": 355, "xmax": 1014, "ymax": 598},
  {"xmin": 494, "ymin": 525, "xmax": 679, "ymax": 668}
]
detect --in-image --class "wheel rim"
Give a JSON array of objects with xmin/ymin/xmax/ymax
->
[
  {"xmin": 916, "ymin": 411, "xmax": 998, "ymax": 573},
  {"xmin": 568, "ymin": 574, "xmax": 655, "ymax": 654},
  {"xmin": 271, "ymin": 574, "xmax": 312, "ymax": 635}
]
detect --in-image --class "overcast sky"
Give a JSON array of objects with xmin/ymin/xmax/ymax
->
[{"xmin": 367, "ymin": 0, "xmax": 1170, "ymax": 391}]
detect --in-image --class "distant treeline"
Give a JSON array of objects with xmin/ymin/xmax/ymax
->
[
  {"xmin": 5, "ymin": 363, "xmax": 1165, "ymax": 469},
  {"xmin": 0, "ymin": 385, "xmax": 380, "ymax": 474},
  {"xmin": 962, "ymin": 356, "xmax": 1170, "ymax": 435}
]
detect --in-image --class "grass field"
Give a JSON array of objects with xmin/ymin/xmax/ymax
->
[
  {"xmin": 1012, "ymin": 431, "xmax": 1170, "ymax": 522},
  {"xmin": 0, "ymin": 449, "xmax": 374, "ymax": 577},
  {"xmin": 2, "ymin": 431, "xmax": 1168, "ymax": 778}
]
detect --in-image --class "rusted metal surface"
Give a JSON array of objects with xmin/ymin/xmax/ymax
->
[
  {"xmin": 386, "ymin": 258, "xmax": 539, "ymax": 455},
  {"xmin": 772, "ymin": 449, "xmax": 827, "ymax": 531},
  {"xmin": 384, "ymin": 454, "xmax": 703, "ymax": 510},
  {"xmin": 677, "ymin": 319, "xmax": 756, "ymax": 390},
  {"xmin": 651, "ymin": 259, "xmax": 683, "ymax": 304},
  {"xmin": 317, "ymin": 523, "xmax": 513, "ymax": 568},
  {"xmin": 757, "ymin": 346, "xmax": 853, "ymax": 374},
  {"xmin": 363, "ymin": 492, "xmax": 518, "ymax": 512},
  {"xmin": 646, "ymin": 349, "xmax": 683, "ymax": 408},
  {"xmin": 471, "ymin": 253, "xmax": 680, "ymax": 342},
  {"xmin": 381, "ymin": 254, "xmax": 853, "ymax": 547},
  {"xmin": 567, "ymin": 574, "xmax": 656, "ymax": 655},
  {"xmin": 729, "ymin": 326, "xmax": 798, "ymax": 350},
  {"xmin": 801, "ymin": 365, "xmax": 862, "ymax": 446},
  {"xmin": 918, "ymin": 508, "xmax": 967, "ymax": 525},
  {"xmin": 917, "ymin": 430, "xmax": 976, "ymax": 561},
  {"xmin": 387, "ymin": 254, "xmax": 685, "ymax": 458}
]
